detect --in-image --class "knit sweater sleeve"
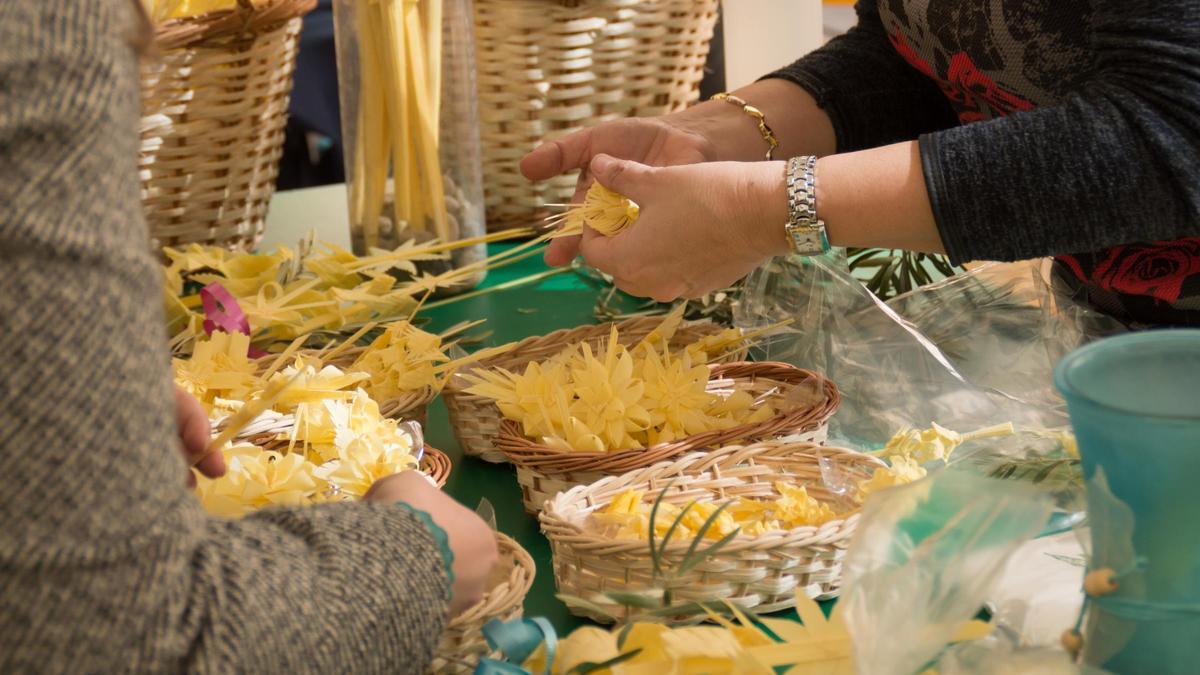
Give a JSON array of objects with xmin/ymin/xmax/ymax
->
[
  {"xmin": 762, "ymin": 0, "xmax": 959, "ymax": 153},
  {"xmin": 921, "ymin": 0, "xmax": 1200, "ymax": 264},
  {"xmin": 0, "ymin": 3, "xmax": 449, "ymax": 673}
]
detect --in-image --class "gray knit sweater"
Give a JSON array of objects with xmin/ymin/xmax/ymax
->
[{"xmin": 0, "ymin": 2, "xmax": 449, "ymax": 672}]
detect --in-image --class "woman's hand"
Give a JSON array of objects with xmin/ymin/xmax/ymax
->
[
  {"xmin": 176, "ymin": 387, "xmax": 224, "ymax": 486},
  {"xmin": 521, "ymin": 116, "xmax": 718, "ymax": 266},
  {"xmin": 365, "ymin": 472, "xmax": 499, "ymax": 617},
  {"xmin": 576, "ymin": 154, "xmax": 791, "ymax": 302}
]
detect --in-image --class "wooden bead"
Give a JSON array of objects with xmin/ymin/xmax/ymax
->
[
  {"xmin": 1084, "ymin": 568, "xmax": 1119, "ymax": 596},
  {"xmin": 1061, "ymin": 629, "xmax": 1083, "ymax": 656}
]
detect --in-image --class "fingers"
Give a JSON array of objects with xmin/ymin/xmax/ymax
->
[
  {"xmin": 588, "ymin": 154, "xmax": 656, "ymax": 204},
  {"xmin": 544, "ymin": 234, "xmax": 581, "ymax": 267},
  {"xmin": 578, "ymin": 223, "xmax": 620, "ymax": 275},
  {"xmin": 520, "ymin": 128, "xmax": 593, "ymax": 181},
  {"xmin": 175, "ymin": 387, "xmax": 224, "ymax": 479}
]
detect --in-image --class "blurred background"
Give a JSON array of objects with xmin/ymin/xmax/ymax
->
[{"xmin": 276, "ymin": 0, "xmax": 856, "ymax": 191}]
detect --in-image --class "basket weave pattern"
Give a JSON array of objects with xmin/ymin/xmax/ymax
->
[
  {"xmin": 540, "ymin": 441, "xmax": 885, "ymax": 623},
  {"xmin": 442, "ymin": 317, "xmax": 744, "ymax": 463},
  {"xmin": 431, "ymin": 533, "xmax": 536, "ymax": 673},
  {"xmin": 140, "ymin": 0, "xmax": 315, "ymax": 251},
  {"xmin": 497, "ymin": 362, "xmax": 842, "ymax": 514},
  {"xmin": 473, "ymin": 0, "xmax": 719, "ymax": 229}
]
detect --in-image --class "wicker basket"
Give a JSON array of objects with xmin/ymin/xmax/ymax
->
[
  {"xmin": 497, "ymin": 362, "xmax": 841, "ymax": 514},
  {"xmin": 443, "ymin": 316, "xmax": 744, "ymax": 463},
  {"xmin": 430, "ymin": 533, "xmax": 536, "ymax": 674},
  {"xmin": 540, "ymin": 441, "xmax": 885, "ymax": 623},
  {"xmin": 140, "ymin": 0, "xmax": 316, "ymax": 251},
  {"xmin": 238, "ymin": 422, "xmax": 454, "ymax": 488},
  {"xmin": 473, "ymin": 0, "xmax": 720, "ymax": 229}
]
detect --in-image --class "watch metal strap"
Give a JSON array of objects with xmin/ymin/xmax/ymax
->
[{"xmin": 784, "ymin": 155, "xmax": 830, "ymax": 256}]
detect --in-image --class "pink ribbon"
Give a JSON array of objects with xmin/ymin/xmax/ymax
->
[{"xmin": 200, "ymin": 283, "xmax": 269, "ymax": 358}]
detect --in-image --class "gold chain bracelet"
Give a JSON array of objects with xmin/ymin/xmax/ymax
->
[{"xmin": 711, "ymin": 92, "xmax": 780, "ymax": 161}]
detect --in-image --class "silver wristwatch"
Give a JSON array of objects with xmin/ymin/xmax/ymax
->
[{"xmin": 784, "ymin": 155, "xmax": 830, "ymax": 256}]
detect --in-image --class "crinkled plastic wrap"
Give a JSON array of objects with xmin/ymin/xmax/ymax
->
[
  {"xmin": 839, "ymin": 469, "xmax": 1053, "ymax": 675},
  {"xmin": 936, "ymin": 638, "xmax": 1111, "ymax": 674},
  {"xmin": 734, "ymin": 253, "xmax": 1122, "ymax": 449}
]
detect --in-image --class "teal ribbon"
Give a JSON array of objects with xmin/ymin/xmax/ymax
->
[{"xmin": 476, "ymin": 617, "xmax": 558, "ymax": 675}]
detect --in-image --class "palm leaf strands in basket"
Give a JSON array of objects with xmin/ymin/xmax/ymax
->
[
  {"xmin": 541, "ymin": 441, "xmax": 901, "ymax": 624},
  {"xmin": 461, "ymin": 310, "xmax": 840, "ymax": 514},
  {"xmin": 441, "ymin": 304, "xmax": 784, "ymax": 463},
  {"xmin": 180, "ymin": 337, "xmax": 435, "ymax": 516}
]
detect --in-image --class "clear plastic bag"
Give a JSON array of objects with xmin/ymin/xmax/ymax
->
[
  {"xmin": 839, "ymin": 469, "xmax": 1054, "ymax": 675},
  {"xmin": 734, "ymin": 253, "xmax": 1122, "ymax": 449},
  {"xmin": 936, "ymin": 638, "xmax": 1110, "ymax": 674}
]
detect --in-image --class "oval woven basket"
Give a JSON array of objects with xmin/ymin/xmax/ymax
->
[
  {"xmin": 473, "ymin": 0, "xmax": 719, "ymax": 229},
  {"xmin": 496, "ymin": 362, "xmax": 841, "ymax": 514},
  {"xmin": 430, "ymin": 532, "xmax": 536, "ymax": 674},
  {"xmin": 238, "ymin": 423, "xmax": 454, "ymax": 489},
  {"xmin": 443, "ymin": 316, "xmax": 745, "ymax": 463},
  {"xmin": 540, "ymin": 441, "xmax": 885, "ymax": 624},
  {"xmin": 140, "ymin": 0, "xmax": 316, "ymax": 252}
]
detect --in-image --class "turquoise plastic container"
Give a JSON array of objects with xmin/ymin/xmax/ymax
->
[{"xmin": 1055, "ymin": 330, "xmax": 1200, "ymax": 674}]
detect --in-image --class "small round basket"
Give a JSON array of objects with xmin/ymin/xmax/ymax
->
[
  {"xmin": 234, "ymin": 419, "xmax": 453, "ymax": 489},
  {"xmin": 141, "ymin": 0, "xmax": 316, "ymax": 252},
  {"xmin": 430, "ymin": 532, "xmax": 536, "ymax": 674},
  {"xmin": 496, "ymin": 362, "xmax": 841, "ymax": 514},
  {"xmin": 442, "ymin": 316, "xmax": 745, "ymax": 463},
  {"xmin": 539, "ymin": 440, "xmax": 885, "ymax": 624}
]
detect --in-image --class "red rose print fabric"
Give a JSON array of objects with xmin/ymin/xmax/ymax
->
[{"xmin": 878, "ymin": 0, "xmax": 1200, "ymax": 324}]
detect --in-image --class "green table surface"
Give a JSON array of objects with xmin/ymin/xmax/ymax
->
[{"xmin": 418, "ymin": 243, "xmax": 824, "ymax": 634}]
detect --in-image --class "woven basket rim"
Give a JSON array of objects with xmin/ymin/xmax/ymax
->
[
  {"xmin": 154, "ymin": 0, "xmax": 316, "ymax": 48},
  {"xmin": 421, "ymin": 446, "xmax": 453, "ymax": 489},
  {"xmin": 442, "ymin": 316, "xmax": 731, "ymax": 395},
  {"xmin": 540, "ymin": 440, "xmax": 887, "ymax": 554},
  {"xmin": 445, "ymin": 532, "xmax": 536, "ymax": 629},
  {"xmin": 495, "ymin": 361, "xmax": 841, "ymax": 473}
]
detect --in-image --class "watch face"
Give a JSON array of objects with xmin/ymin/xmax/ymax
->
[{"xmin": 787, "ymin": 224, "xmax": 830, "ymax": 256}]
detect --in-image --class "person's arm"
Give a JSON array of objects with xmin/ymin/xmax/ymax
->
[
  {"xmin": 911, "ymin": 0, "xmax": 1200, "ymax": 264},
  {"xmin": 731, "ymin": 0, "xmax": 959, "ymax": 158},
  {"xmin": 0, "ymin": 3, "xmax": 481, "ymax": 672}
]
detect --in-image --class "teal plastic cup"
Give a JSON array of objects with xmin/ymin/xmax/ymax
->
[{"xmin": 1055, "ymin": 330, "xmax": 1200, "ymax": 673}]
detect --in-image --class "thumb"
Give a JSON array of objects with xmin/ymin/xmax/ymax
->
[{"xmin": 588, "ymin": 154, "xmax": 657, "ymax": 204}]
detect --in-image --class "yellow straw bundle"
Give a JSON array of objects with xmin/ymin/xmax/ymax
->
[
  {"xmin": 350, "ymin": 0, "xmax": 450, "ymax": 246},
  {"xmin": 544, "ymin": 182, "xmax": 639, "ymax": 239}
]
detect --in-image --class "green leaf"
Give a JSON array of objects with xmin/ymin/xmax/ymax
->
[
  {"xmin": 556, "ymin": 594, "xmax": 619, "ymax": 621},
  {"xmin": 567, "ymin": 649, "xmax": 644, "ymax": 674},
  {"xmin": 616, "ymin": 622, "xmax": 635, "ymax": 649},
  {"xmin": 647, "ymin": 600, "xmax": 727, "ymax": 618},
  {"xmin": 659, "ymin": 501, "xmax": 695, "ymax": 557},
  {"xmin": 603, "ymin": 590, "xmax": 664, "ymax": 610},
  {"xmin": 679, "ymin": 527, "xmax": 742, "ymax": 575},
  {"xmin": 647, "ymin": 481, "xmax": 675, "ymax": 580},
  {"xmin": 676, "ymin": 500, "xmax": 738, "ymax": 574}
]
